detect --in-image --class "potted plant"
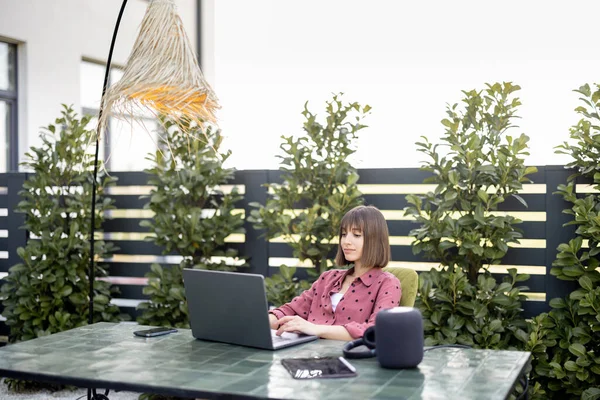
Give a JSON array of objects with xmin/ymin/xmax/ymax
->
[
  {"xmin": 405, "ymin": 83, "xmax": 534, "ymax": 348},
  {"xmin": 137, "ymin": 119, "xmax": 246, "ymax": 328},
  {"xmin": 248, "ymin": 94, "xmax": 368, "ymax": 305},
  {"xmin": 524, "ymin": 84, "xmax": 600, "ymax": 399},
  {"xmin": 0, "ymin": 105, "xmax": 120, "ymax": 344}
]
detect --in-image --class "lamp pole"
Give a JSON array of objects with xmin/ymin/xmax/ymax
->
[
  {"xmin": 87, "ymin": 2, "xmax": 128, "ymax": 399},
  {"xmin": 88, "ymin": 0, "xmax": 128, "ymax": 325}
]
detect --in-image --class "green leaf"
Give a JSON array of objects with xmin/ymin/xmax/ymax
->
[
  {"xmin": 514, "ymin": 329, "xmax": 528, "ymax": 343},
  {"xmin": 150, "ymin": 263, "xmax": 164, "ymax": 278},
  {"xmin": 280, "ymin": 265, "xmax": 294, "ymax": 281},
  {"xmin": 524, "ymin": 166, "xmax": 538, "ymax": 175},
  {"xmin": 347, "ymin": 172, "xmax": 359, "ymax": 186},
  {"xmin": 569, "ymin": 343, "xmax": 587, "ymax": 357},
  {"xmin": 438, "ymin": 241, "xmax": 456, "ymax": 251},
  {"xmin": 579, "ymin": 276, "xmax": 594, "ymax": 291},
  {"xmin": 549, "ymin": 298, "xmax": 566, "ymax": 309},
  {"xmin": 448, "ymin": 170, "xmax": 459, "ymax": 185},
  {"xmin": 488, "ymin": 319, "xmax": 503, "ymax": 332},
  {"xmin": 444, "ymin": 190, "xmax": 457, "ymax": 202},
  {"xmin": 582, "ymin": 387, "xmax": 600, "ymax": 400},
  {"xmin": 477, "ymin": 189, "xmax": 488, "ymax": 203},
  {"xmin": 306, "ymin": 247, "xmax": 320, "ymax": 256},
  {"xmin": 168, "ymin": 287, "xmax": 185, "ymax": 301},
  {"xmin": 68, "ymin": 293, "xmax": 87, "ymax": 305},
  {"xmin": 564, "ymin": 360, "xmax": 578, "ymax": 371},
  {"xmin": 511, "ymin": 194, "xmax": 528, "ymax": 208},
  {"xmin": 8, "ymin": 263, "xmax": 28, "ymax": 273},
  {"xmin": 575, "ymin": 356, "xmax": 591, "ymax": 367},
  {"xmin": 59, "ymin": 286, "xmax": 73, "ymax": 297},
  {"xmin": 430, "ymin": 311, "xmax": 442, "ymax": 326},
  {"xmin": 576, "ymin": 369, "xmax": 589, "ymax": 381},
  {"xmin": 94, "ymin": 294, "xmax": 109, "ymax": 305}
]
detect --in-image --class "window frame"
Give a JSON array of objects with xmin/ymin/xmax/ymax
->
[
  {"xmin": 81, "ymin": 60, "xmax": 161, "ymax": 171},
  {"xmin": 0, "ymin": 41, "xmax": 18, "ymax": 172},
  {"xmin": 81, "ymin": 59, "xmax": 120, "ymax": 170}
]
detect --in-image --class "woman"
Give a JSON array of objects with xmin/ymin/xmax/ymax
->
[{"xmin": 268, "ymin": 205, "xmax": 402, "ymax": 340}]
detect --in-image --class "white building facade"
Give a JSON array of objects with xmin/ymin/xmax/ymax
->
[{"xmin": 0, "ymin": 0, "xmax": 201, "ymax": 172}]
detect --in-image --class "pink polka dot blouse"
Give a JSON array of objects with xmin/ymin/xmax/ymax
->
[{"xmin": 269, "ymin": 267, "xmax": 402, "ymax": 339}]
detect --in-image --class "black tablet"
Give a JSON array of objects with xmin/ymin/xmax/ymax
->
[{"xmin": 281, "ymin": 356, "xmax": 357, "ymax": 379}]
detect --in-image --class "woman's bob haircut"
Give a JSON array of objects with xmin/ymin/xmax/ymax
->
[{"xmin": 335, "ymin": 205, "xmax": 391, "ymax": 268}]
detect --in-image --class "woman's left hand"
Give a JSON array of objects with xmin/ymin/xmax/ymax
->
[{"xmin": 275, "ymin": 315, "xmax": 321, "ymax": 337}]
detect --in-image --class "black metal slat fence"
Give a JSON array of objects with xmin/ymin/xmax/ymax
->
[{"xmin": 0, "ymin": 166, "xmax": 582, "ymax": 337}]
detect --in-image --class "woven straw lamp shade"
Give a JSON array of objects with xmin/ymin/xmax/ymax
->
[{"xmin": 99, "ymin": 0, "xmax": 219, "ymax": 134}]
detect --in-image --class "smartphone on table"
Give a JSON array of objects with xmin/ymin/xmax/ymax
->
[
  {"xmin": 281, "ymin": 356, "xmax": 357, "ymax": 379},
  {"xmin": 133, "ymin": 327, "xmax": 178, "ymax": 337}
]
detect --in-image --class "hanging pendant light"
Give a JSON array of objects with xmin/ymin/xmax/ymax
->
[{"xmin": 99, "ymin": 0, "xmax": 219, "ymax": 135}]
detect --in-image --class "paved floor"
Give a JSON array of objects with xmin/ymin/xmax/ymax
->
[{"xmin": 0, "ymin": 380, "xmax": 141, "ymax": 400}]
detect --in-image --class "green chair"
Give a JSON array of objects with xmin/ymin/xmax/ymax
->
[{"xmin": 382, "ymin": 266, "xmax": 419, "ymax": 307}]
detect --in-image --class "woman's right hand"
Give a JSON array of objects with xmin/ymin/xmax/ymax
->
[{"xmin": 268, "ymin": 313, "xmax": 279, "ymax": 329}]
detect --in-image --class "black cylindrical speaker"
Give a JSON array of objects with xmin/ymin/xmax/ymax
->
[{"xmin": 375, "ymin": 307, "xmax": 423, "ymax": 368}]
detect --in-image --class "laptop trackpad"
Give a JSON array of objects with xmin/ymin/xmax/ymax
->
[
  {"xmin": 271, "ymin": 329, "xmax": 303, "ymax": 341},
  {"xmin": 270, "ymin": 329, "xmax": 318, "ymax": 349}
]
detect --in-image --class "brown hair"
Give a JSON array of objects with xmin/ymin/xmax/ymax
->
[{"xmin": 335, "ymin": 205, "xmax": 391, "ymax": 268}]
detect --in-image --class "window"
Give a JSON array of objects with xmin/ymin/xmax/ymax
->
[
  {"xmin": 0, "ymin": 42, "xmax": 17, "ymax": 172},
  {"xmin": 80, "ymin": 60, "xmax": 159, "ymax": 171}
]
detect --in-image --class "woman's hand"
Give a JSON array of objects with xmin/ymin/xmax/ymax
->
[
  {"xmin": 268, "ymin": 313, "xmax": 280, "ymax": 330},
  {"xmin": 274, "ymin": 315, "xmax": 353, "ymax": 340},
  {"xmin": 275, "ymin": 315, "xmax": 321, "ymax": 337}
]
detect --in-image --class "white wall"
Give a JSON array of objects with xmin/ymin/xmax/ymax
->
[
  {"xmin": 205, "ymin": 0, "xmax": 600, "ymax": 170},
  {"xmin": 0, "ymin": 0, "xmax": 197, "ymax": 170}
]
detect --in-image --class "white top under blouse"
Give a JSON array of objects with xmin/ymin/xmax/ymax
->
[{"xmin": 330, "ymin": 292, "xmax": 344, "ymax": 312}]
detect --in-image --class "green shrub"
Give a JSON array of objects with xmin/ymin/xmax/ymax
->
[
  {"xmin": 137, "ymin": 119, "xmax": 245, "ymax": 328},
  {"xmin": 248, "ymin": 94, "xmax": 368, "ymax": 304},
  {"xmin": 0, "ymin": 105, "xmax": 120, "ymax": 343},
  {"xmin": 525, "ymin": 84, "xmax": 600, "ymax": 399},
  {"xmin": 405, "ymin": 83, "xmax": 534, "ymax": 348},
  {"xmin": 419, "ymin": 268, "xmax": 529, "ymax": 348},
  {"xmin": 262, "ymin": 264, "xmax": 310, "ymax": 308}
]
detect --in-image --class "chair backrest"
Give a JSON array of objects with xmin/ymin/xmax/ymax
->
[{"xmin": 382, "ymin": 266, "xmax": 419, "ymax": 307}]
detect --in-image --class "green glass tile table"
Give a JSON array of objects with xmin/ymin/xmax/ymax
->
[{"xmin": 0, "ymin": 322, "xmax": 530, "ymax": 399}]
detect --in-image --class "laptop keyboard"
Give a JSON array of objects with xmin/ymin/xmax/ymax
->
[{"xmin": 271, "ymin": 330, "xmax": 302, "ymax": 344}]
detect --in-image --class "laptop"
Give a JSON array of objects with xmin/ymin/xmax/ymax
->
[{"xmin": 182, "ymin": 269, "xmax": 318, "ymax": 350}]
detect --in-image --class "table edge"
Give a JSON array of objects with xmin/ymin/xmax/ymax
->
[{"xmin": 0, "ymin": 367, "xmax": 271, "ymax": 400}]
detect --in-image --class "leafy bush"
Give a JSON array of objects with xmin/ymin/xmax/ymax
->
[
  {"xmin": 263, "ymin": 264, "xmax": 310, "ymax": 308},
  {"xmin": 405, "ymin": 83, "xmax": 534, "ymax": 348},
  {"xmin": 419, "ymin": 268, "xmax": 529, "ymax": 348},
  {"xmin": 524, "ymin": 84, "xmax": 600, "ymax": 399},
  {"xmin": 0, "ymin": 105, "xmax": 120, "ymax": 343},
  {"xmin": 137, "ymin": 119, "xmax": 245, "ymax": 328},
  {"xmin": 248, "ymin": 94, "xmax": 368, "ymax": 304},
  {"xmin": 406, "ymin": 82, "xmax": 536, "ymax": 283}
]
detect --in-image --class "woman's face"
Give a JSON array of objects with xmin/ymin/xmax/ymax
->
[{"xmin": 340, "ymin": 225, "xmax": 364, "ymax": 265}]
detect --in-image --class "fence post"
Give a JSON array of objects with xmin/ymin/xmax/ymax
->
[
  {"xmin": 0, "ymin": 173, "xmax": 27, "ymax": 339},
  {"xmin": 544, "ymin": 166, "xmax": 578, "ymax": 306},
  {"xmin": 241, "ymin": 170, "xmax": 269, "ymax": 277},
  {"xmin": 6, "ymin": 173, "xmax": 28, "ymax": 270}
]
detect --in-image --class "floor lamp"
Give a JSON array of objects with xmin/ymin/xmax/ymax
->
[{"xmin": 88, "ymin": 0, "xmax": 219, "ymax": 398}]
